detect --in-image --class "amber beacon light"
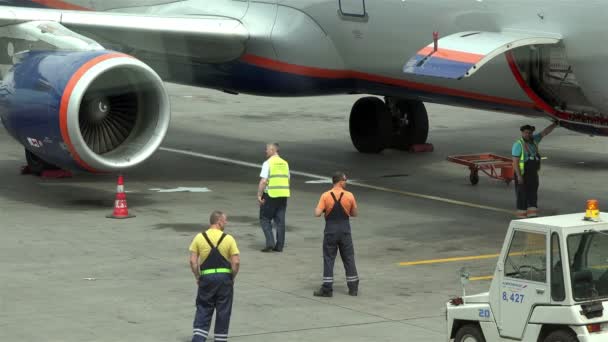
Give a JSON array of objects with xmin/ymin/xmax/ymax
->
[{"xmin": 584, "ymin": 199, "xmax": 600, "ymax": 222}]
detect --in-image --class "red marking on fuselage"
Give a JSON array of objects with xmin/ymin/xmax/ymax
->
[
  {"xmin": 59, "ymin": 53, "xmax": 129, "ymax": 172},
  {"xmin": 506, "ymin": 51, "xmax": 608, "ymax": 126},
  {"xmin": 241, "ymin": 54, "xmax": 536, "ymax": 110},
  {"xmin": 29, "ymin": 0, "xmax": 91, "ymax": 11}
]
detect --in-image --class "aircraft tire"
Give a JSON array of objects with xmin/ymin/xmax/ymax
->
[
  {"xmin": 390, "ymin": 100, "xmax": 429, "ymax": 150},
  {"xmin": 349, "ymin": 96, "xmax": 392, "ymax": 153}
]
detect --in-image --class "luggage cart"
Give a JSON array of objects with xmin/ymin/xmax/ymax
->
[{"xmin": 447, "ymin": 153, "xmax": 514, "ymax": 185}]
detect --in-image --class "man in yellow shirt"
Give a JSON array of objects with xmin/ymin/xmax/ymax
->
[{"xmin": 189, "ymin": 211, "xmax": 240, "ymax": 342}]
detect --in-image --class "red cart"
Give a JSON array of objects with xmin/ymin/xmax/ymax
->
[{"xmin": 447, "ymin": 153, "xmax": 514, "ymax": 185}]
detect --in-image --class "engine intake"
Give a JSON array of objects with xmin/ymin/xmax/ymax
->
[{"xmin": 0, "ymin": 50, "xmax": 170, "ymax": 172}]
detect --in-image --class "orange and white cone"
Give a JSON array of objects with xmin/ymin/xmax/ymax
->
[{"xmin": 106, "ymin": 175, "xmax": 135, "ymax": 219}]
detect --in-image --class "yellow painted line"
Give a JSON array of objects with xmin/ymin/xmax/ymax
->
[
  {"xmin": 398, "ymin": 250, "xmax": 544, "ymax": 266},
  {"xmin": 399, "ymin": 253, "xmax": 500, "ymax": 266},
  {"xmin": 160, "ymin": 147, "xmax": 513, "ymax": 214},
  {"xmin": 470, "ymin": 275, "xmax": 494, "ymax": 281}
]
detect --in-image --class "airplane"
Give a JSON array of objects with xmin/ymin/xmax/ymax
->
[{"xmin": 0, "ymin": 0, "xmax": 606, "ymax": 175}]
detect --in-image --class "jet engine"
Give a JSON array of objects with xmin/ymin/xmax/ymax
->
[{"xmin": 0, "ymin": 50, "xmax": 170, "ymax": 172}]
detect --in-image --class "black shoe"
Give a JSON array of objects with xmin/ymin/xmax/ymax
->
[
  {"xmin": 272, "ymin": 247, "xmax": 283, "ymax": 252},
  {"xmin": 313, "ymin": 288, "xmax": 333, "ymax": 297},
  {"xmin": 260, "ymin": 247, "xmax": 273, "ymax": 252},
  {"xmin": 348, "ymin": 289, "xmax": 358, "ymax": 296}
]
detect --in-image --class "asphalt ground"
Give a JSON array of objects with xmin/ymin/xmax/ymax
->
[{"xmin": 1, "ymin": 83, "xmax": 607, "ymax": 341}]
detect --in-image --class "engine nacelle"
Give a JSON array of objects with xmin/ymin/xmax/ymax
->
[{"xmin": 0, "ymin": 50, "xmax": 170, "ymax": 172}]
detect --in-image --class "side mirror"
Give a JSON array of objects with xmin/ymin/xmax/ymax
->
[
  {"xmin": 459, "ymin": 267, "xmax": 470, "ymax": 302},
  {"xmin": 460, "ymin": 267, "xmax": 470, "ymax": 286}
]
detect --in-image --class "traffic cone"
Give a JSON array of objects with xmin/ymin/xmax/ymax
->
[{"xmin": 106, "ymin": 174, "xmax": 135, "ymax": 219}]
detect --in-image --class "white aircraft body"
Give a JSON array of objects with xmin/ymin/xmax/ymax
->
[{"xmin": 0, "ymin": 0, "xmax": 604, "ymax": 173}]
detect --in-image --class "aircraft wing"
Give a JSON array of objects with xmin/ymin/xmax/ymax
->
[
  {"xmin": 403, "ymin": 31, "xmax": 561, "ymax": 80},
  {"xmin": 0, "ymin": 6, "xmax": 249, "ymax": 63}
]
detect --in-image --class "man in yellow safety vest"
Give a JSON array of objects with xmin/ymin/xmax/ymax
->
[
  {"xmin": 257, "ymin": 142, "xmax": 290, "ymax": 252},
  {"xmin": 512, "ymin": 122, "xmax": 558, "ymax": 219}
]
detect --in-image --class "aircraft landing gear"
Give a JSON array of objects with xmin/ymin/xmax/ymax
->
[
  {"xmin": 386, "ymin": 97, "xmax": 429, "ymax": 150},
  {"xmin": 348, "ymin": 96, "xmax": 429, "ymax": 153},
  {"xmin": 349, "ymin": 96, "xmax": 392, "ymax": 153}
]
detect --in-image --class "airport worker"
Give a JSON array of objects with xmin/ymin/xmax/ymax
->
[
  {"xmin": 512, "ymin": 121, "xmax": 558, "ymax": 219},
  {"xmin": 257, "ymin": 142, "xmax": 290, "ymax": 252},
  {"xmin": 189, "ymin": 210, "xmax": 240, "ymax": 342},
  {"xmin": 313, "ymin": 171, "xmax": 359, "ymax": 297}
]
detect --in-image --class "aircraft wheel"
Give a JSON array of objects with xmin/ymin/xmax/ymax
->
[
  {"xmin": 389, "ymin": 99, "xmax": 429, "ymax": 150},
  {"xmin": 349, "ymin": 96, "xmax": 392, "ymax": 153},
  {"xmin": 454, "ymin": 324, "xmax": 486, "ymax": 342},
  {"xmin": 543, "ymin": 329, "xmax": 578, "ymax": 342}
]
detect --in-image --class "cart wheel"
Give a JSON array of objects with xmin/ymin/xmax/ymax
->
[
  {"xmin": 454, "ymin": 324, "xmax": 486, "ymax": 342},
  {"xmin": 469, "ymin": 172, "xmax": 479, "ymax": 185}
]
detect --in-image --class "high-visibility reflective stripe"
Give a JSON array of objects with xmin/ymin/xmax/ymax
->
[
  {"xmin": 268, "ymin": 175, "xmax": 289, "ymax": 178},
  {"xmin": 517, "ymin": 139, "xmax": 525, "ymax": 175},
  {"xmin": 200, "ymin": 268, "xmax": 232, "ymax": 275},
  {"xmin": 517, "ymin": 138, "xmax": 539, "ymax": 175},
  {"xmin": 267, "ymin": 186, "xmax": 290, "ymax": 189}
]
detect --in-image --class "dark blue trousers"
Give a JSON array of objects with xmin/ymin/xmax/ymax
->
[
  {"xmin": 259, "ymin": 194, "xmax": 287, "ymax": 250},
  {"xmin": 192, "ymin": 274, "xmax": 234, "ymax": 342},
  {"xmin": 322, "ymin": 226, "xmax": 359, "ymax": 291}
]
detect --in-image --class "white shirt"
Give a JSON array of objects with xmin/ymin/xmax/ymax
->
[{"xmin": 259, "ymin": 159, "xmax": 270, "ymax": 179}]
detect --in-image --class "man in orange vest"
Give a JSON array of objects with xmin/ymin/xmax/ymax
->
[
  {"xmin": 313, "ymin": 171, "xmax": 359, "ymax": 297},
  {"xmin": 512, "ymin": 122, "xmax": 558, "ymax": 218}
]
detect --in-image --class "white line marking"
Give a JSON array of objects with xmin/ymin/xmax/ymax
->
[
  {"xmin": 159, "ymin": 147, "xmax": 512, "ymax": 214},
  {"xmin": 149, "ymin": 187, "xmax": 211, "ymax": 193}
]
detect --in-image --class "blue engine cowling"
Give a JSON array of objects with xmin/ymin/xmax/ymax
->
[{"xmin": 0, "ymin": 50, "xmax": 170, "ymax": 172}]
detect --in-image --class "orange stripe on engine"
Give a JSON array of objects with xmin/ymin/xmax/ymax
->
[
  {"xmin": 417, "ymin": 46, "xmax": 484, "ymax": 64},
  {"xmin": 59, "ymin": 53, "xmax": 129, "ymax": 172}
]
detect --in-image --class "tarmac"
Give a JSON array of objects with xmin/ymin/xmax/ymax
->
[{"xmin": 2, "ymin": 83, "xmax": 608, "ymax": 341}]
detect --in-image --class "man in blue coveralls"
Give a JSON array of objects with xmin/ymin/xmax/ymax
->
[
  {"xmin": 189, "ymin": 211, "xmax": 240, "ymax": 342},
  {"xmin": 512, "ymin": 122, "xmax": 558, "ymax": 218}
]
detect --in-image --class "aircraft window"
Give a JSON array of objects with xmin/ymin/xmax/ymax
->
[
  {"xmin": 504, "ymin": 230, "xmax": 547, "ymax": 283},
  {"xmin": 339, "ymin": 0, "xmax": 366, "ymax": 17}
]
